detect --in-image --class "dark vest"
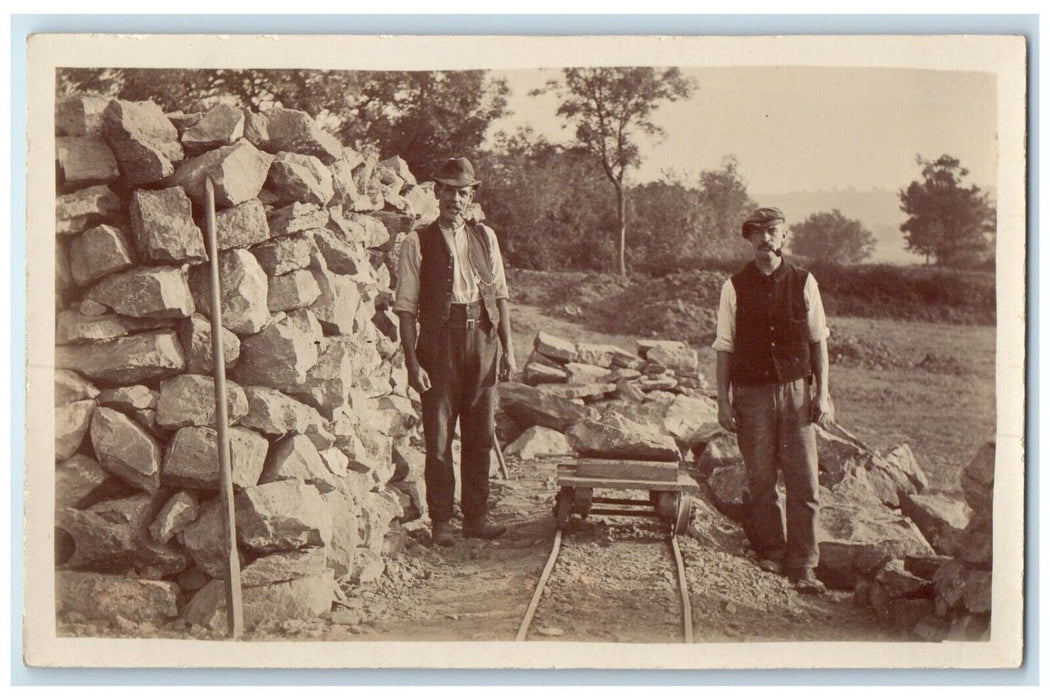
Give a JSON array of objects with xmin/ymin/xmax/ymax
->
[
  {"xmin": 416, "ymin": 220, "xmax": 501, "ymax": 347},
  {"xmin": 730, "ymin": 261, "xmax": 812, "ymax": 387}
]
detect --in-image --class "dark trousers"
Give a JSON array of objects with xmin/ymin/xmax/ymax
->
[
  {"xmin": 733, "ymin": 378, "xmax": 820, "ymax": 569},
  {"xmin": 419, "ymin": 302, "xmax": 499, "ymax": 523}
]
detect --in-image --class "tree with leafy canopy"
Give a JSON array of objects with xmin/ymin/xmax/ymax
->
[
  {"xmin": 693, "ymin": 156, "xmax": 758, "ymax": 260},
  {"xmin": 540, "ymin": 67, "xmax": 695, "ymax": 276},
  {"xmin": 789, "ymin": 209, "xmax": 876, "ymax": 265},
  {"xmin": 899, "ymin": 154, "xmax": 996, "ymax": 267}
]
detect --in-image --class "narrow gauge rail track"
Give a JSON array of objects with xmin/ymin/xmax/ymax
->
[{"xmin": 515, "ymin": 487, "xmax": 694, "ymax": 643}]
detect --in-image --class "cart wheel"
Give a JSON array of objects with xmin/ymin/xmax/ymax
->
[
  {"xmin": 555, "ymin": 487, "xmax": 574, "ymax": 530},
  {"xmin": 654, "ymin": 491, "xmax": 678, "ymax": 520},
  {"xmin": 674, "ymin": 494, "xmax": 693, "ymax": 535},
  {"xmin": 574, "ymin": 487, "xmax": 593, "ymax": 519}
]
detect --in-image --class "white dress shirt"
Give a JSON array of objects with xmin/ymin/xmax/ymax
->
[
  {"xmin": 393, "ymin": 221, "xmax": 510, "ymax": 316},
  {"xmin": 711, "ymin": 271, "xmax": 830, "ymax": 353}
]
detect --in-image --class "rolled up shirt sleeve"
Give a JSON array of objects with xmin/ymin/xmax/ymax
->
[
  {"xmin": 393, "ymin": 231, "xmax": 422, "ymax": 316},
  {"xmin": 711, "ymin": 279, "xmax": 736, "ymax": 352},
  {"xmin": 805, "ymin": 274, "xmax": 830, "ymax": 343},
  {"xmin": 484, "ymin": 224, "xmax": 510, "ymax": 300}
]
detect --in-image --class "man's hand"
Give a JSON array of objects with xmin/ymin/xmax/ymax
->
[
  {"xmin": 407, "ymin": 363, "xmax": 431, "ymax": 395},
  {"xmin": 812, "ymin": 393, "xmax": 833, "ymax": 427},
  {"xmin": 498, "ymin": 351, "xmax": 517, "ymax": 382},
  {"xmin": 718, "ymin": 400, "xmax": 739, "ymax": 433}
]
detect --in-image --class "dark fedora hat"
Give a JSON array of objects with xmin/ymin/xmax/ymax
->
[
  {"xmin": 741, "ymin": 206, "xmax": 785, "ymax": 237},
  {"xmin": 433, "ymin": 157, "xmax": 481, "ymax": 188}
]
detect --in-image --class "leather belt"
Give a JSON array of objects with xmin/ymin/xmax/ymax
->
[{"xmin": 449, "ymin": 301, "xmax": 484, "ymax": 331}]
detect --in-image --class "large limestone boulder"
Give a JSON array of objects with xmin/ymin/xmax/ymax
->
[
  {"xmin": 101, "ymin": 99, "xmax": 184, "ymax": 185},
  {"xmin": 241, "ymin": 547, "xmax": 327, "ymax": 587},
  {"xmin": 56, "ymin": 310, "xmax": 174, "ymax": 345},
  {"xmin": 320, "ymin": 489, "xmax": 360, "ymax": 577},
  {"xmin": 56, "ymin": 454, "xmax": 109, "ymax": 511},
  {"xmin": 497, "ymin": 382, "xmax": 598, "ymax": 432},
  {"xmin": 816, "ymin": 427, "xmax": 926, "ymax": 508},
  {"xmin": 645, "ymin": 342, "xmax": 700, "ymax": 378},
  {"xmin": 149, "ymin": 490, "xmax": 199, "ymax": 543},
  {"xmin": 90, "ymin": 407, "xmax": 162, "ymax": 493},
  {"xmin": 358, "ymin": 490, "xmax": 403, "ymax": 552},
  {"xmin": 574, "ymin": 342, "xmax": 634, "ymax": 369},
  {"xmin": 56, "ymin": 493, "xmax": 188, "ymax": 575},
  {"xmin": 534, "ymin": 332, "xmax": 577, "ymax": 363},
  {"xmin": 176, "ymin": 314, "xmax": 241, "ymax": 374},
  {"xmin": 215, "ymin": 198, "xmax": 270, "ymax": 251},
  {"xmin": 308, "ymin": 266, "xmax": 361, "ymax": 335},
  {"xmin": 56, "ymin": 185, "xmax": 122, "ymax": 235},
  {"xmin": 68, "ymin": 224, "xmax": 134, "ymax": 286},
  {"xmin": 312, "ymin": 225, "xmax": 369, "ymax": 276},
  {"xmin": 565, "ymin": 413, "xmax": 681, "ymax": 462},
  {"xmin": 539, "ymin": 382, "xmax": 615, "ymax": 401},
  {"xmin": 56, "ymin": 399, "xmax": 95, "ymax": 461},
  {"xmin": 56, "ymin": 571, "xmax": 179, "ymax": 625},
  {"xmin": 267, "ymin": 269, "xmax": 323, "ymax": 313},
  {"xmin": 402, "ymin": 184, "xmax": 440, "ymax": 227},
  {"xmin": 177, "ymin": 498, "xmax": 246, "ymax": 578},
  {"xmin": 56, "ymin": 329, "xmax": 186, "ymax": 384},
  {"xmin": 267, "ymin": 202, "xmax": 329, "ymax": 238},
  {"xmin": 662, "ymin": 394, "xmax": 721, "ymax": 452},
  {"xmin": 286, "ymin": 335, "xmax": 366, "ymax": 417},
  {"xmin": 184, "ymin": 571, "xmax": 334, "ymax": 631},
  {"xmin": 961, "ymin": 439, "xmax": 995, "ymax": 519},
  {"xmin": 56, "ymin": 95, "xmax": 110, "ymax": 137},
  {"xmin": 85, "ymin": 266, "xmax": 195, "ymax": 319},
  {"xmin": 235, "ymin": 480, "xmax": 332, "ymax": 553},
  {"xmin": 189, "ymin": 249, "xmax": 270, "ymax": 335},
  {"xmin": 239, "ymin": 387, "xmax": 322, "ymax": 437},
  {"xmin": 231, "ymin": 309, "xmax": 323, "ymax": 392},
  {"xmin": 155, "ymin": 374, "xmax": 248, "ymax": 429},
  {"xmin": 173, "ymin": 140, "xmax": 275, "ymax": 208},
  {"xmin": 258, "ymin": 434, "xmax": 332, "ymax": 492},
  {"xmin": 129, "ymin": 187, "xmax": 206, "ymax": 264},
  {"xmin": 706, "ymin": 460, "xmax": 751, "ymax": 522},
  {"xmin": 56, "ymin": 136, "xmax": 120, "ymax": 189},
  {"xmin": 900, "ymin": 492, "xmax": 972, "ymax": 556},
  {"xmin": 694, "ymin": 442, "xmax": 740, "ymax": 487},
  {"xmin": 252, "ymin": 235, "xmax": 316, "ymax": 276},
  {"xmin": 244, "ymin": 107, "xmax": 342, "ymax": 164},
  {"xmin": 55, "ymin": 369, "xmax": 99, "ymax": 404},
  {"xmin": 162, "ymin": 426, "xmax": 269, "ymax": 490},
  {"xmin": 332, "ymin": 406, "xmax": 394, "ymax": 483},
  {"xmin": 817, "ymin": 489, "xmax": 937, "ymax": 590},
  {"xmin": 180, "ymin": 103, "xmax": 245, "ymax": 155},
  {"xmin": 266, "ymin": 152, "xmax": 335, "ymax": 207},
  {"xmin": 505, "ymin": 426, "xmax": 572, "ymax": 460}
]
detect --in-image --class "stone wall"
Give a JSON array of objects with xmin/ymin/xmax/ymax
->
[{"xmin": 53, "ymin": 96, "xmax": 438, "ymax": 633}]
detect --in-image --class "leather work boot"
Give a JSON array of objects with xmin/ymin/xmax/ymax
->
[
  {"xmin": 757, "ymin": 558, "xmax": 783, "ymax": 575},
  {"xmin": 462, "ymin": 517, "xmax": 506, "ymax": 540},
  {"xmin": 431, "ymin": 520, "xmax": 454, "ymax": 547},
  {"xmin": 787, "ymin": 567, "xmax": 826, "ymax": 595}
]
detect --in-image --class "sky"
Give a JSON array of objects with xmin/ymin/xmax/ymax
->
[{"xmin": 487, "ymin": 66, "xmax": 999, "ymax": 196}]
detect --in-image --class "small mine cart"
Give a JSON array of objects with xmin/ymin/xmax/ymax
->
[{"xmin": 554, "ymin": 458, "xmax": 699, "ymax": 535}]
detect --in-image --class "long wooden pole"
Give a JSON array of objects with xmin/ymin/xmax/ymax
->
[{"xmin": 204, "ymin": 177, "xmax": 243, "ymax": 638}]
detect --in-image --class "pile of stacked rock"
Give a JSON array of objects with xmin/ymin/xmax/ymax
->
[
  {"xmin": 53, "ymin": 95, "xmax": 437, "ymax": 632},
  {"xmin": 696, "ymin": 421, "xmax": 993, "ymax": 640},
  {"xmin": 497, "ymin": 331, "xmax": 721, "ymax": 464}
]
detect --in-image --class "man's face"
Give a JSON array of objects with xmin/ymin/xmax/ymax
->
[
  {"xmin": 436, "ymin": 183, "xmax": 476, "ymax": 221},
  {"xmin": 746, "ymin": 222, "xmax": 786, "ymax": 262}
]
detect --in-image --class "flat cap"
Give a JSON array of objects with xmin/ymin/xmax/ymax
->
[{"xmin": 741, "ymin": 207, "xmax": 785, "ymax": 237}]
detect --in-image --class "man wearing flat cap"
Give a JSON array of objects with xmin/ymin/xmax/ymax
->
[
  {"xmin": 712, "ymin": 206, "xmax": 832, "ymax": 594},
  {"xmin": 394, "ymin": 157, "xmax": 516, "ymax": 547}
]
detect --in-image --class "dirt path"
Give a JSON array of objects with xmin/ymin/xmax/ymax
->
[{"xmin": 338, "ymin": 459, "xmax": 902, "ymax": 644}]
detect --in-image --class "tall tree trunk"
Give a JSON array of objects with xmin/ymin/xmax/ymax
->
[{"xmin": 616, "ymin": 184, "xmax": 627, "ymax": 277}]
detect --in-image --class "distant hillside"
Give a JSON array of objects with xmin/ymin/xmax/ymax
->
[{"xmin": 756, "ymin": 188, "xmax": 923, "ymax": 265}]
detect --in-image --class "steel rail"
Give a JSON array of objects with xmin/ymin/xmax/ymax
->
[
  {"xmin": 516, "ymin": 527, "xmax": 694, "ymax": 643},
  {"xmin": 515, "ymin": 528, "xmax": 562, "ymax": 641}
]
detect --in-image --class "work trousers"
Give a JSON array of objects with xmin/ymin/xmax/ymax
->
[
  {"xmin": 419, "ymin": 302, "xmax": 499, "ymax": 523},
  {"xmin": 733, "ymin": 378, "xmax": 820, "ymax": 570}
]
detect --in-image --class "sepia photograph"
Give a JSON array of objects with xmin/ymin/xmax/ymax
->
[{"xmin": 22, "ymin": 33, "xmax": 1026, "ymax": 669}]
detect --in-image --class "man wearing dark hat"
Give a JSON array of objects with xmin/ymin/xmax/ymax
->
[
  {"xmin": 394, "ymin": 157, "xmax": 516, "ymax": 547},
  {"xmin": 712, "ymin": 206, "xmax": 832, "ymax": 594}
]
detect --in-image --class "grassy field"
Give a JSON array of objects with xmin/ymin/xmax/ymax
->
[{"xmin": 510, "ymin": 304, "xmax": 995, "ymax": 495}]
